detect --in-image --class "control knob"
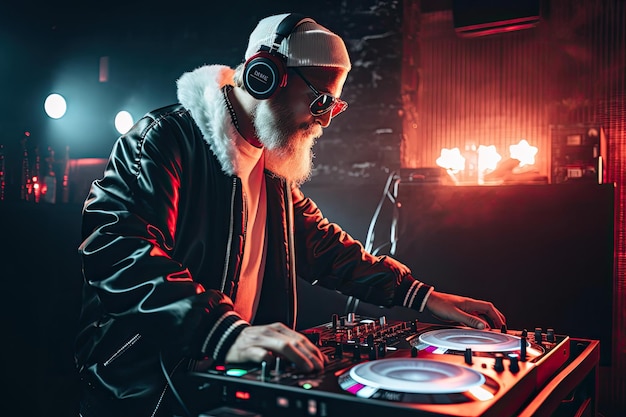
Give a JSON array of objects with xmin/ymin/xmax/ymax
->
[
  {"xmin": 509, "ymin": 354, "xmax": 520, "ymax": 373},
  {"xmin": 494, "ymin": 353, "xmax": 505, "ymax": 372},
  {"xmin": 464, "ymin": 348, "xmax": 473, "ymax": 365}
]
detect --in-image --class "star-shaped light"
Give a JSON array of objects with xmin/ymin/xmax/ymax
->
[
  {"xmin": 436, "ymin": 148, "xmax": 465, "ymax": 172},
  {"xmin": 477, "ymin": 145, "xmax": 502, "ymax": 173},
  {"xmin": 509, "ymin": 139, "xmax": 538, "ymax": 167}
]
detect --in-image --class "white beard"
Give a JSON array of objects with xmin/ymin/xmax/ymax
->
[{"xmin": 253, "ymin": 100, "xmax": 322, "ymax": 187}]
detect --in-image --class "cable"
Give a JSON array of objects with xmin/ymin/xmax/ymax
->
[
  {"xmin": 159, "ymin": 351, "xmax": 192, "ymax": 417},
  {"xmin": 345, "ymin": 171, "xmax": 399, "ymax": 314},
  {"xmin": 364, "ymin": 170, "xmax": 399, "ymax": 253},
  {"xmin": 372, "ymin": 242, "xmax": 391, "ymax": 256},
  {"xmin": 388, "ymin": 175, "xmax": 401, "ymax": 256}
]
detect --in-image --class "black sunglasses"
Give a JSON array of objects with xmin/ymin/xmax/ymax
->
[{"xmin": 291, "ymin": 67, "xmax": 348, "ymax": 118}]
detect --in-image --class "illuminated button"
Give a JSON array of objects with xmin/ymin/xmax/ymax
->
[
  {"xmin": 234, "ymin": 390, "xmax": 251, "ymax": 400},
  {"xmin": 307, "ymin": 399, "xmax": 317, "ymax": 415},
  {"xmin": 226, "ymin": 368, "xmax": 248, "ymax": 377},
  {"xmin": 276, "ymin": 396, "xmax": 289, "ymax": 408},
  {"xmin": 299, "ymin": 379, "xmax": 320, "ymax": 389}
]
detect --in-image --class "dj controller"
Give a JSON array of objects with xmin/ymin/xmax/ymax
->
[{"xmin": 177, "ymin": 314, "xmax": 598, "ymax": 417}]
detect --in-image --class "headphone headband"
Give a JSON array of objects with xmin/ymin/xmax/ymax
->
[
  {"xmin": 243, "ymin": 13, "xmax": 312, "ymax": 100},
  {"xmin": 269, "ymin": 13, "xmax": 310, "ymax": 54}
]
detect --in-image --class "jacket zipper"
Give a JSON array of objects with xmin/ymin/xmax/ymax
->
[
  {"xmin": 102, "ymin": 333, "xmax": 141, "ymax": 367},
  {"xmin": 149, "ymin": 357, "xmax": 188, "ymax": 417},
  {"xmin": 220, "ymin": 177, "xmax": 237, "ymax": 292},
  {"xmin": 285, "ymin": 181, "xmax": 298, "ymax": 330},
  {"xmin": 149, "ymin": 383, "xmax": 169, "ymax": 417},
  {"xmin": 234, "ymin": 188, "xmax": 249, "ymax": 302}
]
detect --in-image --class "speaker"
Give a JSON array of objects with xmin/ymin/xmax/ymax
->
[
  {"xmin": 550, "ymin": 125, "xmax": 607, "ymax": 184},
  {"xmin": 243, "ymin": 13, "xmax": 310, "ymax": 100}
]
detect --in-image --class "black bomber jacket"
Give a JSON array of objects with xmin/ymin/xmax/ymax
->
[{"xmin": 74, "ymin": 65, "xmax": 433, "ymax": 416}]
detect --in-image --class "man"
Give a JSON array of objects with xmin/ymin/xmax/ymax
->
[{"xmin": 75, "ymin": 13, "xmax": 506, "ymax": 417}]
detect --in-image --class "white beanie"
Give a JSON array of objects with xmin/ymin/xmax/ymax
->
[{"xmin": 245, "ymin": 13, "xmax": 351, "ymax": 71}]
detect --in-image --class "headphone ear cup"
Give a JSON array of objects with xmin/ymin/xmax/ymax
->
[{"xmin": 243, "ymin": 51, "xmax": 288, "ymax": 100}]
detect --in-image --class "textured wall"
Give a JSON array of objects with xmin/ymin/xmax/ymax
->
[
  {"xmin": 401, "ymin": 1, "xmax": 625, "ymax": 414},
  {"xmin": 308, "ymin": 1, "xmax": 404, "ymax": 186}
]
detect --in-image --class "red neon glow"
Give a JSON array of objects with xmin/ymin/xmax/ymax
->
[
  {"xmin": 165, "ymin": 269, "xmax": 193, "ymax": 282},
  {"xmin": 149, "ymin": 246, "xmax": 167, "ymax": 257}
]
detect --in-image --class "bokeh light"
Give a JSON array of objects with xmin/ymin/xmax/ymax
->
[
  {"xmin": 44, "ymin": 93, "xmax": 67, "ymax": 119},
  {"xmin": 114, "ymin": 110, "xmax": 134, "ymax": 134}
]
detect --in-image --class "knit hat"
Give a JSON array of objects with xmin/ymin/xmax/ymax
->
[{"xmin": 245, "ymin": 13, "xmax": 351, "ymax": 71}]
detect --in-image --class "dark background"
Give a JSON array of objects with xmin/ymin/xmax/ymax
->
[{"xmin": 0, "ymin": 0, "xmax": 406, "ymax": 191}]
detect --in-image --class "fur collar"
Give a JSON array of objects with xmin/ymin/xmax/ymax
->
[{"xmin": 176, "ymin": 65, "xmax": 239, "ymax": 175}]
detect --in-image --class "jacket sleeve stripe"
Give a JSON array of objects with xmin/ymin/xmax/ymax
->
[
  {"xmin": 419, "ymin": 286, "xmax": 435, "ymax": 313},
  {"xmin": 201, "ymin": 311, "xmax": 249, "ymax": 361},
  {"xmin": 406, "ymin": 282, "xmax": 423, "ymax": 308},
  {"xmin": 214, "ymin": 319, "xmax": 248, "ymax": 361},
  {"xmin": 402, "ymin": 280, "xmax": 434, "ymax": 313},
  {"xmin": 403, "ymin": 281, "xmax": 420, "ymax": 307}
]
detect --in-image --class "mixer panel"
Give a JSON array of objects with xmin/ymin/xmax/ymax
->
[{"xmin": 177, "ymin": 315, "xmax": 581, "ymax": 417}]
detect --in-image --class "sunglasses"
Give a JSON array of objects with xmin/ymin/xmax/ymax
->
[{"xmin": 291, "ymin": 67, "xmax": 348, "ymax": 119}]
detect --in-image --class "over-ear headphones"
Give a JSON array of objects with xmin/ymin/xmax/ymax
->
[{"xmin": 243, "ymin": 13, "xmax": 311, "ymax": 100}]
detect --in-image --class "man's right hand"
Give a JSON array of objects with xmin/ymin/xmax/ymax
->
[{"xmin": 224, "ymin": 322, "xmax": 325, "ymax": 372}]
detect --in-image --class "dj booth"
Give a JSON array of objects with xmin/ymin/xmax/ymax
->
[
  {"xmin": 173, "ymin": 181, "xmax": 611, "ymax": 417},
  {"xmin": 175, "ymin": 315, "xmax": 600, "ymax": 417}
]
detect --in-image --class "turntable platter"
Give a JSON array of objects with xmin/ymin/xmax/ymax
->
[
  {"xmin": 419, "ymin": 328, "xmax": 523, "ymax": 352},
  {"xmin": 344, "ymin": 358, "xmax": 485, "ymax": 394}
]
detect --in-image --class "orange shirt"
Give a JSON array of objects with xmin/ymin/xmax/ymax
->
[{"xmin": 232, "ymin": 134, "xmax": 267, "ymax": 323}]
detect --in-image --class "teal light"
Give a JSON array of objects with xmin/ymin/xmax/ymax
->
[
  {"xmin": 302, "ymin": 383, "xmax": 313, "ymax": 390},
  {"xmin": 225, "ymin": 368, "xmax": 248, "ymax": 377}
]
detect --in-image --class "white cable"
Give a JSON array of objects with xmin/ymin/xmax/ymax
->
[{"xmin": 364, "ymin": 171, "xmax": 398, "ymax": 253}]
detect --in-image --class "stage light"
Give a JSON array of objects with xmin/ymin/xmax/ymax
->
[
  {"xmin": 114, "ymin": 110, "xmax": 134, "ymax": 134},
  {"xmin": 44, "ymin": 93, "xmax": 67, "ymax": 119}
]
